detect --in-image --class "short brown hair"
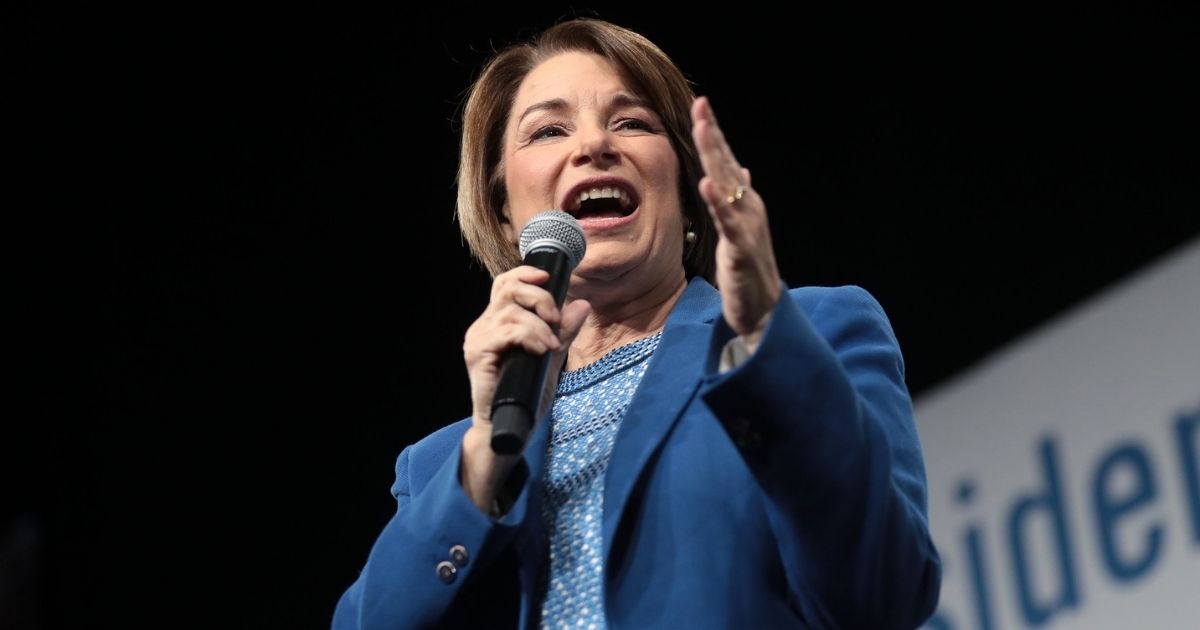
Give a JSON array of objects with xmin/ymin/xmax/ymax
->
[{"xmin": 455, "ymin": 18, "xmax": 716, "ymax": 280}]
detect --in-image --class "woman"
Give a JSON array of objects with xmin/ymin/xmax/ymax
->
[{"xmin": 334, "ymin": 18, "xmax": 940, "ymax": 629}]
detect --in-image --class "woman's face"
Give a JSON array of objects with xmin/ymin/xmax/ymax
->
[{"xmin": 502, "ymin": 51, "xmax": 685, "ymax": 293}]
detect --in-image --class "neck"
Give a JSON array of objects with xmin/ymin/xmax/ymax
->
[{"xmin": 565, "ymin": 272, "xmax": 687, "ymax": 371}]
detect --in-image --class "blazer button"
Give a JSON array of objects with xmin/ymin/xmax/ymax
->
[
  {"xmin": 450, "ymin": 544, "xmax": 469, "ymax": 567},
  {"xmin": 436, "ymin": 560, "xmax": 457, "ymax": 584}
]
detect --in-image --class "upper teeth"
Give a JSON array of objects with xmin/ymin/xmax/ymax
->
[{"xmin": 577, "ymin": 186, "xmax": 631, "ymax": 208}]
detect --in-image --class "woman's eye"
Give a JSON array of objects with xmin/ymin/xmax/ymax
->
[
  {"xmin": 616, "ymin": 118, "xmax": 650, "ymax": 131},
  {"xmin": 531, "ymin": 125, "xmax": 566, "ymax": 140}
]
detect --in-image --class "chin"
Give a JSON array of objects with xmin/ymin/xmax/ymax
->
[{"xmin": 567, "ymin": 251, "xmax": 634, "ymax": 286}]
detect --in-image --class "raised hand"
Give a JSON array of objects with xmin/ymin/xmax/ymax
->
[{"xmin": 691, "ymin": 96, "xmax": 783, "ymax": 350}]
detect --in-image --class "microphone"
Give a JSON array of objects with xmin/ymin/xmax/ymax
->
[{"xmin": 490, "ymin": 211, "xmax": 587, "ymax": 455}]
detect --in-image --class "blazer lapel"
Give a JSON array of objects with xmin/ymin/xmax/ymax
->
[{"xmin": 601, "ymin": 278, "xmax": 722, "ymax": 567}]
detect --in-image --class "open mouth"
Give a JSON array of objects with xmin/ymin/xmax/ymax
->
[{"xmin": 563, "ymin": 183, "xmax": 639, "ymax": 221}]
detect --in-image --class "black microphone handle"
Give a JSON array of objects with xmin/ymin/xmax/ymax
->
[{"xmin": 489, "ymin": 248, "xmax": 573, "ymax": 455}]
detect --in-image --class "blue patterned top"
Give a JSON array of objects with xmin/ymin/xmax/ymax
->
[{"xmin": 537, "ymin": 332, "xmax": 663, "ymax": 629}]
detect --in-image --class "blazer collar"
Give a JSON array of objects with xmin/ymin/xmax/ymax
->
[{"xmin": 663, "ymin": 276, "xmax": 723, "ymax": 327}]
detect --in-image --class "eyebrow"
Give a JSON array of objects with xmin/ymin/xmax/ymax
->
[
  {"xmin": 516, "ymin": 93, "xmax": 652, "ymax": 126},
  {"xmin": 610, "ymin": 93, "xmax": 650, "ymax": 110},
  {"xmin": 516, "ymin": 98, "xmax": 569, "ymax": 126}
]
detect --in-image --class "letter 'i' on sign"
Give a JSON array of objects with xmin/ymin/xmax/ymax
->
[
  {"xmin": 959, "ymin": 480, "xmax": 994, "ymax": 630},
  {"xmin": 1008, "ymin": 437, "xmax": 1080, "ymax": 626},
  {"xmin": 920, "ymin": 480, "xmax": 994, "ymax": 630}
]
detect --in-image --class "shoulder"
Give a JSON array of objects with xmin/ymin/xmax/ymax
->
[
  {"xmin": 672, "ymin": 278, "xmax": 887, "ymax": 329},
  {"xmin": 786, "ymin": 284, "xmax": 885, "ymax": 316},
  {"xmin": 785, "ymin": 284, "xmax": 902, "ymax": 352},
  {"xmin": 787, "ymin": 284, "xmax": 891, "ymax": 326}
]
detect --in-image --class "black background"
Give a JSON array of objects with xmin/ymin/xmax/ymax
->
[{"xmin": 9, "ymin": 3, "xmax": 1199, "ymax": 628}]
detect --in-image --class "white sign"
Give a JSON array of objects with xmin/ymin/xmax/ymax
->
[{"xmin": 916, "ymin": 238, "xmax": 1200, "ymax": 629}]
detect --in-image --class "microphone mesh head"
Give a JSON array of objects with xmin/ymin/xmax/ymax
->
[{"xmin": 518, "ymin": 210, "xmax": 587, "ymax": 269}]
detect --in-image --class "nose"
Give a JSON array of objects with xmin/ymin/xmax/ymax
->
[{"xmin": 571, "ymin": 123, "xmax": 619, "ymax": 167}]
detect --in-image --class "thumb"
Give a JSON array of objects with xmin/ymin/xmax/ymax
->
[
  {"xmin": 557, "ymin": 299, "xmax": 591, "ymax": 346},
  {"xmin": 536, "ymin": 298, "xmax": 592, "ymax": 420}
]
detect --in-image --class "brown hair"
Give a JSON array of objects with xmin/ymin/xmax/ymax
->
[{"xmin": 455, "ymin": 18, "xmax": 716, "ymax": 280}]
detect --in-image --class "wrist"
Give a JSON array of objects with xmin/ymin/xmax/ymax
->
[
  {"xmin": 738, "ymin": 300, "xmax": 776, "ymax": 354},
  {"xmin": 461, "ymin": 425, "xmax": 519, "ymax": 513}
]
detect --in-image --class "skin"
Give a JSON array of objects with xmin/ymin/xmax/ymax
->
[{"xmin": 460, "ymin": 51, "xmax": 782, "ymax": 513}]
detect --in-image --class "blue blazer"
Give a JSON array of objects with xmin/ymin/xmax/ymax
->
[{"xmin": 334, "ymin": 278, "xmax": 941, "ymax": 629}]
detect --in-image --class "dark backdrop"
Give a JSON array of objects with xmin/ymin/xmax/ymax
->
[{"xmin": 8, "ymin": 3, "xmax": 1198, "ymax": 629}]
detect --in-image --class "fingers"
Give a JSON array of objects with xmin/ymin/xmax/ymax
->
[
  {"xmin": 496, "ymin": 306, "xmax": 561, "ymax": 353},
  {"xmin": 691, "ymin": 97, "xmax": 745, "ymax": 194},
  {"xmin": 692, "ymin": 96, "xmax": 764, "ymax": 240},
  {"xmin": 466, "ymin": 265, "xmax": 569, "ymax": 363},
  {"xmin": 466, "ymin": 265, "xmax": 573, "ymax": 426},
  {"xmin": 697, "ymin": 176, "xmax": 733, "ymax": 235},
  {"xmin": 697, "ymin": 174, "xmax": 763, "ymax": 238},
  {"xmin": 489, "ymin": 265, "xmax": 561, "ymax": 326}
]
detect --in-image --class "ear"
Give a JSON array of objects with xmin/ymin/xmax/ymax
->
[{"xmin": 499, "ymin": 203, "xmax": 517, "ymax": 245}]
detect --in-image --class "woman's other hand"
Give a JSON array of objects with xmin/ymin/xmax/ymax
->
[{"xmin": 691, "ymin": 96, "xmax": 783, "ymax": 352}]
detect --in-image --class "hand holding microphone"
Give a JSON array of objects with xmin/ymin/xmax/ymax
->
[
  {"xmin": 460, "ymin": 211, "xmax": 588, "ymax": 510},
  {"xmin": 488, "ymin": 211, "xmax": 588, "ymax": 454}
]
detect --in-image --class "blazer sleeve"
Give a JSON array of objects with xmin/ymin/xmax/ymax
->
[
  {"xmin": 700, "ymin": 285, "xmax": 941, "ymax": 629},
  {"xmin": 331, "ymin": 434, "xmax": 528, "ymax": 630}
]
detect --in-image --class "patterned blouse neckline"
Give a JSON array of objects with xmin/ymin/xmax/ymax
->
[{"xmin": 557, "ymin": 331, "xmax": 664, "ymax": 395}]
